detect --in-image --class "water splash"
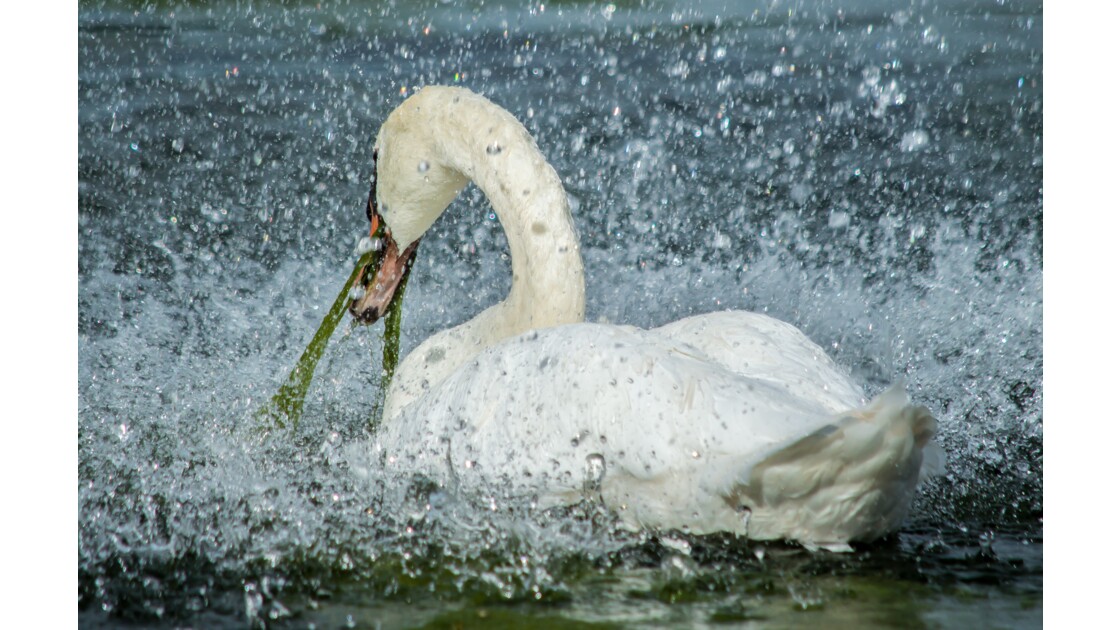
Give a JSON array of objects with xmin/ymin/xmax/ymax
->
[{"xmin": 79, "ymin": 0, "xmax": 1041, "ymax": 625}]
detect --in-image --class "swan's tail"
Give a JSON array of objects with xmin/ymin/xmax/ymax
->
[{"xmin": 732, "ymin": 382, "xmax": 943, "ymax": 551}]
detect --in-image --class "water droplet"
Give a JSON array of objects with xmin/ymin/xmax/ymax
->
[
  {"xmin": 417, "ymin": 160, "xmax": 430, "ymax": 173},
  {"xmin": 356, "ymin": 236, "xmax": 382, "ymax": 255},
  {"xmin": 486, "ymin": 142, "xmax": 502, "ymax": 155},
  {"xmin": 584, "ymin": 453, "xmax": 606, "ymax": 491},
  {"xmin": 790, "ymin": 182, "xmax": 812, "ymax": 204},
  {"xmin": 268, "ymin": 601, "xmax": 291, "ymax": 621},
  {"xmin": 243, "ymin": 582, "xmax": 263, "ymax": 621},
  {"xmin": 570, "ymin": 429, "xmax": 589, "ymax": 447},
  {"xmin": 900, "ymin": 129, "xmax": 931, "ymax": 152},
  {"xmin": 828, "ymin": 210, "xmax": 851, "ymax": 229},
  {"xmin": 661, "ymin": 536, "xmax": 692, "ymax": 555}
]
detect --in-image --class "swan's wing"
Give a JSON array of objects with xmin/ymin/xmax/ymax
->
[{"xmin": 654, "ymin": 311, "xmax": 866, "ymax": 414}]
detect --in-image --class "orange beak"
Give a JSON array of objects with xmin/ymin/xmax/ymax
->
[
  {"xmin": 367, "ymin": 200, "xmax": 380, "ymax": 238},
  {"xmin": 348, "ymin": 225, "xmax": 417, "ymax": 325}
]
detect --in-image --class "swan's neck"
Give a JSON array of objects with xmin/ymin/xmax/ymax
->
[
  {"xmin": 454, "ymin": 116, "xmax": 586, "ymax": 337},
  {"xmin": 377, "ymin": 87, "xmax": 586, "ymax": 417},
  {"xmin": 381, "ymin": 87, "xmax": 586, "ymax": 339}
]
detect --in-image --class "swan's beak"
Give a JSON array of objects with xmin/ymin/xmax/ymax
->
[{"xmin": 348, "ymin": 222, "xmax": 418, "ymax": 325}]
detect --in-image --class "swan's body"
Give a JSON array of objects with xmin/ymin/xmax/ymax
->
[{"xmin": 352, "ymin": 86, "xmax": 942, "ymax": 550}]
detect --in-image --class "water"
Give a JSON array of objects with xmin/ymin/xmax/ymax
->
[{"xmin": 78, "ymin": 0, "xmax": 1042, "ymax": 627}]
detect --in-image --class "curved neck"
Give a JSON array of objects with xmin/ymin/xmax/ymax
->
[{"xmin": 380, "ymin": 86, "xmax": 586, "ymax": 342}]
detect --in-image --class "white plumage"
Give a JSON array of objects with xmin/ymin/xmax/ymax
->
[{"xmin": 354, "ymin": 86, "xmax": 942, "ymax": 551}]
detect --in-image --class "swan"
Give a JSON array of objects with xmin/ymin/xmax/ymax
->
[{"xmin": 349, "ymin": 86, "xmax": 943, "ymax": 551}]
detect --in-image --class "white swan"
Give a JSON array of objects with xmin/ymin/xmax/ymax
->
[{"xmin": 350, "ymin": 86, "xmax": 942, "ymax": 551}]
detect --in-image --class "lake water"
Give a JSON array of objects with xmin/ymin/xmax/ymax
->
[{"xmin": 78, "ymin": 0, "xmax": 1042, "ymax": 627}]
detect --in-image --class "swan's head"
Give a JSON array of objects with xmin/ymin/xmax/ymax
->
[
  {"xmin": 348, "ymin": 101, "xmax": 469, "ymax": 324},
  {"xmin": 348, "ymin": 85, "xmax": 545, "ymax": 324},
  {"xmin": 348, "ymin": 149, "xmax": 419, "ymax": 324}
]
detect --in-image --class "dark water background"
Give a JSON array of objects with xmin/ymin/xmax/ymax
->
[{"xmin": 78, "ymin": 0, "xmax": 1041, "ymax": 627}]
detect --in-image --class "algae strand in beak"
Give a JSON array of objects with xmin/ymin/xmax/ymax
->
[
  {"xmin": 256, "ymin": 248, "xmax": 404, "ymax": 429},
  {"xmin": 377, "ymin": 258, "xmax": 411, "ymax": 422}
]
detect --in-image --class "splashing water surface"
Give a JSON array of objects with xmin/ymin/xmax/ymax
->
[{"xmin": 79, "ymin": 0, "xmax": 1041, "ymax": 627}]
